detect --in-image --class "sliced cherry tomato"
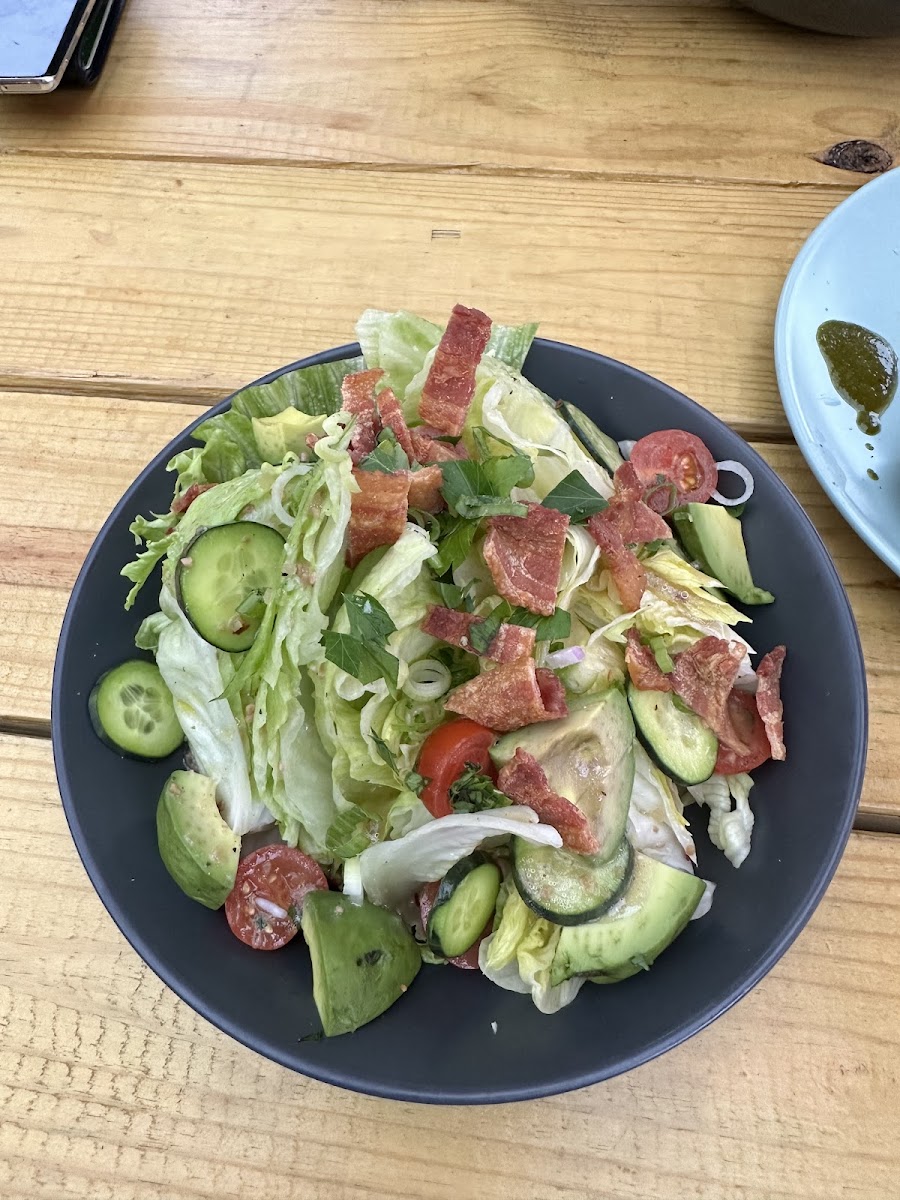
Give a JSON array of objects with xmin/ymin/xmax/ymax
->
[
  {"xmin": 629, "ymin": 430, "xmax": 718, "ymax": 505},
  {"xmin": 225, "ymin": 845, "xmax": 328, "ymax": 950},
  {"xmin": 418, "ymin": 881, "xmax": 491, "ymax": 970},
  {"xmin": 714, "ymin": 689, "xmax": 771, "ymax": 775},
  {"xmin": 417, "ymin": 718, "xmax": 497, "ymax": 818}
]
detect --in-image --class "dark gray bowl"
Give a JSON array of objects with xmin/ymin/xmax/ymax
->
[
  {"xmin": 52, "ymin": 340, "xmax": 867, "ymax": 1103},
  {"xmin": 742, "ymin": 0, "xmax": 900, "ymax": 36}
]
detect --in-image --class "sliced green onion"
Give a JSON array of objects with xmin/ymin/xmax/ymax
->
[
  {"xmin": 403, "ymin": 658, "xmax": 452, "ymax": 702},
  {"xmin": 343, "ymin": 857, "xmax": 364, "ymax": 906},
  {"xmin": 642, "ymin": 480, "xmax": 678, "ymax": 515}
]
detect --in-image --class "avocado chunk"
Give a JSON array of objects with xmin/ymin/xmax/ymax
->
[
  {"xmin": 301, "ymin": 891, "xmax": 421, "ymax": 1036},
  {"xmin": 549, "ymin": 851, "xmax": 705, "ymax": 986},
  {"xmin": 673, "ymin": 503, "xmax": 774, "ymax": 606},
  {"xmin": 251, "ymin": 408, "xmax": 327, "ymax": 463},
  {"xmin": 490, "ymin": 687, "xmax": 635, "ymax": 862},
  {"xmin": 156, "ymin": 770, "xmax": 240, "ymax": 909}
]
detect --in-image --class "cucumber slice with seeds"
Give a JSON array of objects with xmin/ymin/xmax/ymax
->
[
  {"xmin": 426, "ymin": 853, "xmax": 501, "ymax": 959},
  {"xmin": 627, "ymin": 682, "xmax": 718, "ymax": 786},
  {"xmin": 175, "ymin": 521, "xmax": 286, "ymax": 652},
  {"xmin": 89, "ymin": 659, "xmax": 184, "ymax": 760},
  {"xmin": 513, "ymin": 837, "xmax": 633, "ymax": 925}
]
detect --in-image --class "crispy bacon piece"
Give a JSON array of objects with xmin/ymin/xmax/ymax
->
[
  {"xmin": 607, "ymin": 499, "xmax": 670, "ymax": 545},
  {"xmin": 418, "ymin": 304, "xmax": 492, "ymax": 436},
  {"xmin": 490, "ymin": 623, "xmax": 538, "ymax": 665},
  {"xmin": 613, "ymin": 461, "xmax": 644, "ymax": 502},
  {"xmin": 535, "ymin": 667, "xmax": 567, "ymax": 719},
  {"xmin": 483, "ymin": 503, "xmax": 570, "ymax": 617},
  {"xmin": 375, "ymin": 387, "xmax": 416, "ymax": 461},
  {"xmin": 595, "ymin": 464, "xmax": 672, "ymax": 546},
  {"xmin": 671, "ymin": 636, "xmax": 748, "ymax": 753},
  {"xmin": 624, "ymin": 628, "xmax": 673, "ymax": 692},
  {"xmin": 409, "ymin": 428, "xmax": 468, "ymax": 464},
  {"xmin": 171, "ymin": 483, "xmax": 215, "ymax": 514},
  {"xmin": 422, "ymin": 605, "xmax": 536, "ymax": 664},
  {"xmin": 587, "ymin": 516, "xmax": 646, "ymax": 612},
  {"xmin": 756, "ymin": 646, "xmax": 787, "ymax": 761},
  {"xmin": 407, "ymin": 465, "xmax": 446, "ymax": 513},
  {"xmin": 346, "ymin": 468, "xmax": 409, "ymax": 567},
  {"xmin": 341, "ymin": 368, "xmax": 384, "ymax": 464},
  {"xmin": 714, "ymin": 689, "xmax": 771, "ymax": 775},
  {"xmin": 444, "ymin": 659, "xmax": 567, "ymax": 732},
  {"xmin": 497, "ymin": 748, "xmax": 599, "ymax": 854}
]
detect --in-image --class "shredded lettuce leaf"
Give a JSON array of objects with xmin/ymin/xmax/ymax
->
[
  {"xmin": 687, "ymin": 774, "xmax": 755, "ymax": 868},
  {"xmin": 241, "ymin": 420, "xmax": 356, "ymax": 852},
  {"xmin": 557, "ymin": 623, "xmax": 626, "ymax": 695},
  {"xmin": 232, "ymin": 357, "xmax": 363, "ymax": 420},
  {"xmin": 385, "ymin": 791, "xmax": 434, "ymax": 840},
  {"xmin": 187, "ymin": 356, "xmax": 363, "ymax": 484},
  {"xmin": 472, "ymin": 371, "xmax": 614, "ymax": 501},
  {"xmin": 479, "ymin": 882, "xmax": 584, "ymax": 1014},
  {"xmin": 152, "ymin": 586, "xmax": 271, "ymax": 836},
  {"xmin": 357, "ymin": 810, "xmax": 562, "ymax": 910},
  {"xmin": 557, "ymin": 525, "xmax": 601, "ymax": 611},
  {"xmin": 628, "ymin": 743, "xmax": 696, "ymax": 873},
  {"xmin": 314, "ymin": 526, "xmax": 441, "ymax": 807}
]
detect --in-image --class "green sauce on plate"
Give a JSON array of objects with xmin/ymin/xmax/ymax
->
[{"xmin": 816, "ymin": 319, "xmax": 898, "ymax": 436}]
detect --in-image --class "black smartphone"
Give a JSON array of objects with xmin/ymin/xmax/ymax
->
[{"xmin": 0, "ymin": 0, "xmax": 125, "ymax": 93}]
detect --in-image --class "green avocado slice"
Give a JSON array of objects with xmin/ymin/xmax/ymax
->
[
  {"xmin": 301, "ymin": 892, "xmax": 421, "ymax": 1037},
  {"xmin": 549, "ymin": 851, "xmax": 705, "ymax": 986},
  {"xmin": 156, "ymin": 770, "xmax": 240, "ymax": 909},
  {"xmin": 490, "ymin": 687, "xmax": 635, "ymax": 862},
  {"xmin": 673, "ymin": 503, "xmax": 774, "ymax": 606}
]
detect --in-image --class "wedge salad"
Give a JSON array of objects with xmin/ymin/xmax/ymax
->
[{"xmin": 92, "ymin": 305, "xmax": 787, "ymax": 1035}]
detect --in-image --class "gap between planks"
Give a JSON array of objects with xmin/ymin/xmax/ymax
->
[
  {"xmin": 0, "ymin": 146, "xmax": 863, "ymax": 194},
  {"xmin": 3, "ymin": 719, "xmax": 897, "ymax": 835}
]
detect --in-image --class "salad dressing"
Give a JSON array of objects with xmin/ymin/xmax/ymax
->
[{"xmin": 815, "ymin": 319, "xmax": 898, "ymax": 436}]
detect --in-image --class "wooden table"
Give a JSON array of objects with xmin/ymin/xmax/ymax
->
[{"xmin": 1, "ymin": 3, "xmax": 899, "ymax": 1196}]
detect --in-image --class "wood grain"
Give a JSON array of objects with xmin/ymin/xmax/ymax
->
[
  {"xmin": 0, "ymin": 0, "xmax": 897, "ymax": 187},
  {"xmin": 0, "ymin": 733, "xmax": 897, "ymax": 1200},
  {"xmin": 0, "ymin": 156, "xmax": 853, "ymax": 432},
  {"xmin": 0, "ymin": 391, "xmax": 897, "ymax": 820}
]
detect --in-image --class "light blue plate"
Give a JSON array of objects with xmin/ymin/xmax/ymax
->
[{"xmin": 775, "ymin": 168, "xmax": 900, "ymax": 578}]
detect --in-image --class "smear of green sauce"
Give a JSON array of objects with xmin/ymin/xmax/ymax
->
[{"xmin": 816, "ymin": 320, "xmax": 898, "ymax": 436}]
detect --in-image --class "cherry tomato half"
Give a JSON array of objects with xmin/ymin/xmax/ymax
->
[
  {"xmin": 629, "ymin": 430, "xmax": 718, "ymax": 505},
  {"xmin": 417, "ymin": 718, "xmax": 497, "ymax": 818},
  {"xmin": 418, "ymin": 880, "xmax": 491, "ymax": 969},
  {"xmin": 714, "ymin": 689, "xmax": 771, "ymax": 775},
  {"xmin": 225, "ymin": 845, "xmax": 328, "ymax": 950}
]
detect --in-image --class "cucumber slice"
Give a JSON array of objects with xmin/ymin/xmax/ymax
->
[
  {"xmin": 89, "ymin": 659, "xmax": 184, "ymax": 760},
  {"xmin": 175, "ymin": 521, "xmax": 286, "ymax": 652},
  {"xmin": 557, "ymin": 401, "xmax": 624, "ymax": 474},
  {"xmin": 426, "ymin": 853, "xmax": 501, "ymax": 958},
  {"xmin": 627, "ymin": 682, "xmax": 718, "ymax": 786},
  {"xmin": 513, "ymin": 837, "xmax": 633, "ymax": 925}
]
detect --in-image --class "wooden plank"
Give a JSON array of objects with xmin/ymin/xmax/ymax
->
[
  {"xmin": 0, "ymin": 156, "xmax": 851, "ymax": 432},
  {"xmin": 0, "ymin": 391, "xmax": 897, "ymax": 820},
  {"xmin": 0, "ymin": 0, "xmax": 895, "ymax": 186},
  {"xmin": 0, "ymin": 733, "xmax": 897, "ymax": 1200}
]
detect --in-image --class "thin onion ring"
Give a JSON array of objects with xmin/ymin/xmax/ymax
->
[{"xmin": 712, "ymin": 459, "xmax": 754, "ymax": 507}]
